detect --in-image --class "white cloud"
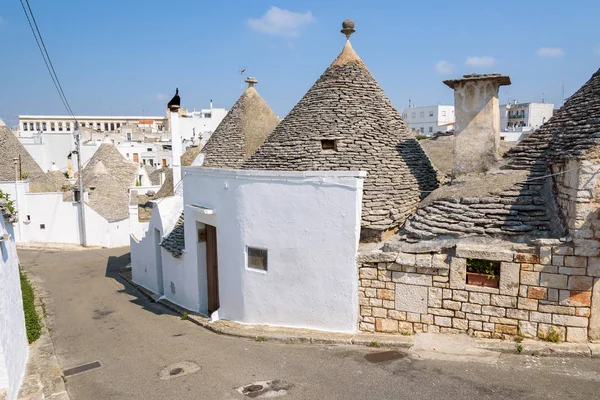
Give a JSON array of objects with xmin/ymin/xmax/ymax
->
[
  {"xmin": 248, "ymin": 7, "xmax": 315, "ymax": 38},
  {"xmin": 435, "ymin": 61, "xmax": 454, "ymax": 74},
  {"xmin": 536, "ymin": 47, "xmax": 564, "ymax": 57},
  {"xmin": 155, "ymin": 93, "xmax": 169, "ymax": 101},
  {"xmin": 465, "ymin": 56, "xmax": 498, "ymax": 68}
]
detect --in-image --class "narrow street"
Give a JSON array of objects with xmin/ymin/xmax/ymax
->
[{"xmin": 19, "ymin": 247, "xmax": 600, "ymax": 400}]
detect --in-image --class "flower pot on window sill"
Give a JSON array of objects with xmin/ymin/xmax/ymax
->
[{"xmin": 466, "ymin": 272, "xmax": 499, "ymax": 288}]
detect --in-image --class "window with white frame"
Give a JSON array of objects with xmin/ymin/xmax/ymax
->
[
  {"xmin": 247, "ymin": 247, "xmax": 268, "ymax": 271},
  {"xmin": 420, "ymin": 112, "xmax": 424, "ymax": 117},
  {"xmin": 411, "ymin": 112, "xmax": 416, "ymax": 118},
  {"xmin": 442, "ymin": 111, "xmax": 447, "ymax": 117},
  {"xmin": 429, "ymin": 111, "xmax": 434, "ymax": 117}
]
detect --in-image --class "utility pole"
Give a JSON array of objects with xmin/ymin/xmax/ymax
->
[{"xmin": 74, "ymin": 122, "xmax": 87, "ymax": 246}]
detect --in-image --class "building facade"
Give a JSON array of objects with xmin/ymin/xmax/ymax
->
[
  {"xmin": 18, "ymin": 115, "xmax": 167, "ymax": 136},
  {"xmin": 500, "ymin": 101, "xmax": 554, "ymax": 130},
  {"xmin": 402, "ymin": 105, "xmax": 455, "ymax": 136}
]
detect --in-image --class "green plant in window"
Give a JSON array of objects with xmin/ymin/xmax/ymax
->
[{"xmin": 466, "ymin": 259, "xmax": 500, "ymax": 279}]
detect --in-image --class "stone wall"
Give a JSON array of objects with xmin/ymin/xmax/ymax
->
[{"xmin": 358, "ymin": 242, "xmax": 600, "ymax": 342}]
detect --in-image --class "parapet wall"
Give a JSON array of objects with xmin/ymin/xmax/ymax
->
[{"xmin": 358, "ymin": 242, "xmax": 600, "ymax": 342}]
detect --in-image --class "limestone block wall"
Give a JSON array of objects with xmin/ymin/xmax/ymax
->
[
  {"xmin": 552, "ymin": 158, "xmax": 600, "ymax": 256},
  {"xmin": 358, "ymin": 243, "xmax": 600, "ymax": 342}
]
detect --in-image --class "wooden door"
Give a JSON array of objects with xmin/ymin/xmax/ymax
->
[
  {"xmin": 206, "ymin": 225, "xmax": 219, "ymax": 313},
  {"xmin": 133, "ymin": 153, "xmax": 139, "ymax": 163}
]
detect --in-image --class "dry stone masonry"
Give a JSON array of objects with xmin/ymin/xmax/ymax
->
[
  {"xmin": 202, "ymin": 78, "xmax": 279, "ymax": 169},
  {"xmin": 358, "ymin": 242, "xmax": 599, "ymax": 342},
  {"xmin": 243, "ymin": 22, "xmax": 439, "ymax": 240}
]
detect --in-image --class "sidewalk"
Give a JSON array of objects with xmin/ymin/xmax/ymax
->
[
  {"xmin": 118, "ymin": 268, "xmax": 600, "ymax": 359},
  {"xmin": 18, "ymin": 272, "xmax": 70, "ymax": 400}
]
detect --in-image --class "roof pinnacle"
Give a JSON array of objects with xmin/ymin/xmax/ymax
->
[
  {"xmin": 341, "ymin": 19, "xmax": 355, "ymax": 40},
  {"xmin": 245, "ymin": 76, "xmax": 258, "ymax": 88}
]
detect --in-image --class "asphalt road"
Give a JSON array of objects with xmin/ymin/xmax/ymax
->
[{"xmin": 19, "ymin": 247, "xmax": 600, "ymax": 400}]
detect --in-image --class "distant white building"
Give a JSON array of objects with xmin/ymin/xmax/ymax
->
[
  {"xmin": 401, "ymin": 105, "xmax": 455, "ymax": 136},
  {"xmin": 499, "ymin": 101, "xmax": 554, "ymax": 141},
  {"xmin": 178, "ymin": 105, "xmax": 228, "ymax": 147},
  {"xmin": 16, "ymin": 104, "xmax": 227, "ymax": 173}
]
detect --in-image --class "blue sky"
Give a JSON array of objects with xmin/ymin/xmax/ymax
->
[{"xmin": 1, "ymin": 0, "xmax": 599, "ymax": 126}]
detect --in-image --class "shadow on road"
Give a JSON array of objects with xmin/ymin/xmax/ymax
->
[
  {"xmin": 105, "ymin": 252, "xmax": 131, "ymax": 278},
  {"xmin": 105, "ymin": 251, "xmax": 178, "ymax": 318}
]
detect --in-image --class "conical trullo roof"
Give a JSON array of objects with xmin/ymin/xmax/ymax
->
[
  {"xmin": 201, "ymin": 78, "xmax": 279, "ymax": 168},
  {"xmin": 0, "ymin": 124, "xmax": 58, "ymax": 192},
  {"xmin": 70, "ymin": 143, "xmax": 138, "ymax": 222},
  {"xmin": 243, "ymin": 20, "xmax": 439, "ymax": 238},
  {"xmin": 505, "ymin": 67, "xmax": 600, "ymax": 171}
]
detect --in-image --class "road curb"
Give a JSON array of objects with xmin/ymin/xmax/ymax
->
[{"xmin": 117, "ymin": 269, "xmax": 599, "ymax": 358}]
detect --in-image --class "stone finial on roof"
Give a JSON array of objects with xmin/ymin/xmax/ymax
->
[
  {"xmin": 341, "ymin": 19, "xmax": 355, "ymax": 40},
  {"xmin": 245, "ymin": 77, "xmax": 258, "ymax": 88}
]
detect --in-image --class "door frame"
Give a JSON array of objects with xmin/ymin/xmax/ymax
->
[{"xmin": 205, "ymin": 224, "xmax": 219, "ymax": 314}]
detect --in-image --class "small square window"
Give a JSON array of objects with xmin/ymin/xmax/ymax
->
[
  {"xmin": 420, "ymin": 112, "xmax": 424, "ymax": 117},
  {"xmin": 321, "ymin": 139, "xmax": 337, "ymax": 151},
  {"xmin": 247, "ymin": 247, "xmax": 268, "ymax": 271},
  {"xmin": 40, "ymin": 224, "xmax": 46, "ymax": 230},
  {"xmin": 428, "ymin": 127, "xmax": 433, "ymax": 133},
  {"xmin": 466, "ymin": 259, "xmax": 500, "ymax": 288},
  {"xmin": 429, "ymin": 111, "xmax": 434, "ymax": 117}
]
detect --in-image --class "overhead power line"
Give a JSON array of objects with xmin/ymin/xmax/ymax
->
[{"xmin": 19, "ymin": 0, "xmax": 76, "ymax": 120}]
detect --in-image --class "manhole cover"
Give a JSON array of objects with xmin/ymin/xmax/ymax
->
[
  {"xmin": 63, "ymin": 361, "xmax": 102, "ymax": 377},
  {"xmin": 236, "ymin": 380, "xmax": 292, "ymax": 398},
  {"xmin": 364, "ymin": 350, "xmax": 406, "ymax": 363},
  {"xmin": 159, "ymin": 361, "xmax": 200, "ymax": 380}
]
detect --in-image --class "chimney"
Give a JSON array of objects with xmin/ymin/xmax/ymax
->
[
  {"xmin": 443, "ymin": 73, "xmax": 511, "ymax": 179},
  {"xmin": 167, "ymin": 88, "xmax": 182, "ymax": 185}
]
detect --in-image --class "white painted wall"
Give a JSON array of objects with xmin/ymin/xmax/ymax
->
[
  {"xmin": 131, "ymin": 196, "xmax": 183, "ymax": 295},
  {"xmin": 0, "ymin": 217, "xmax": 28, "ymax": 400},
  {"xmin": 179, "ymin": 168, "xmax": 365, "ymax": 333},
  {"xmin": 0, "ymin": 182, "xmax": 130, "ymax": 248}
]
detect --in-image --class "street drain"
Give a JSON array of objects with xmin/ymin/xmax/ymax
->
[
  {"xmin": 236, "ymin": 380, "xmax": 292, "ymax": 398},
  {"xmin": 364, "ymin": 350, "xmax": 406, "ymax": 363},
  {"xmin": 63, "ymin": 361, "xmax": 102, "ymax": 377},
  {"xmin": 159, "ymin": 361, "xmax": 200, "ymax": 380}
]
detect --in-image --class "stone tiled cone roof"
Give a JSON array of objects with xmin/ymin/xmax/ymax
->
[
  {"xmin": 242, "ymin": 40, "xmax": 439, "ymax": 234},
  {"xmin": 400, "ymin": 170, "xmax": 564, "ymax": 241},
  {"xmin": 0, "ymin": 125, "xmax": 59, "ymax": 192},
  {"xmin": 505, "ymin": 67, "xmax": 600, "ymax": 170},
  {"xmin": 201, "ymin": 86, "xmax": 279, "ymax": 168},
  {"xmin": 154, "ymin": 168, "xmax": 174, "ymax": 199},
  {"xmin": 397, "ymin": 67, "xmax": 600, "ymax": 242},
  {"xmin": 161, "ymin": 213, "xmax": 184, "ymax": 258},
  {"xmin": 182, "ymin": 146, "xmax": 202, "ymax": 167},
  {"xmin": 66, "ymin": 144, "xmax": 138, "ymax": 222}
]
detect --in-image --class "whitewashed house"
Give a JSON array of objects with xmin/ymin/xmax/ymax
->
[
  {"xmin": 0, "ymin": 125, "xmax": 138, "ymax": 247},
  {"xmin": 0, "ymin": 199, "xmax": 28, "ymax": 400},
  {"xmin": 131, "ymin": 20, "xmax": 438, "ymax": 333}
]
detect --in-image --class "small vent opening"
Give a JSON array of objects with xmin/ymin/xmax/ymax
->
[{"xmin": 321, "ymin": 139, "xmax": 337, "ymax": 151}]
